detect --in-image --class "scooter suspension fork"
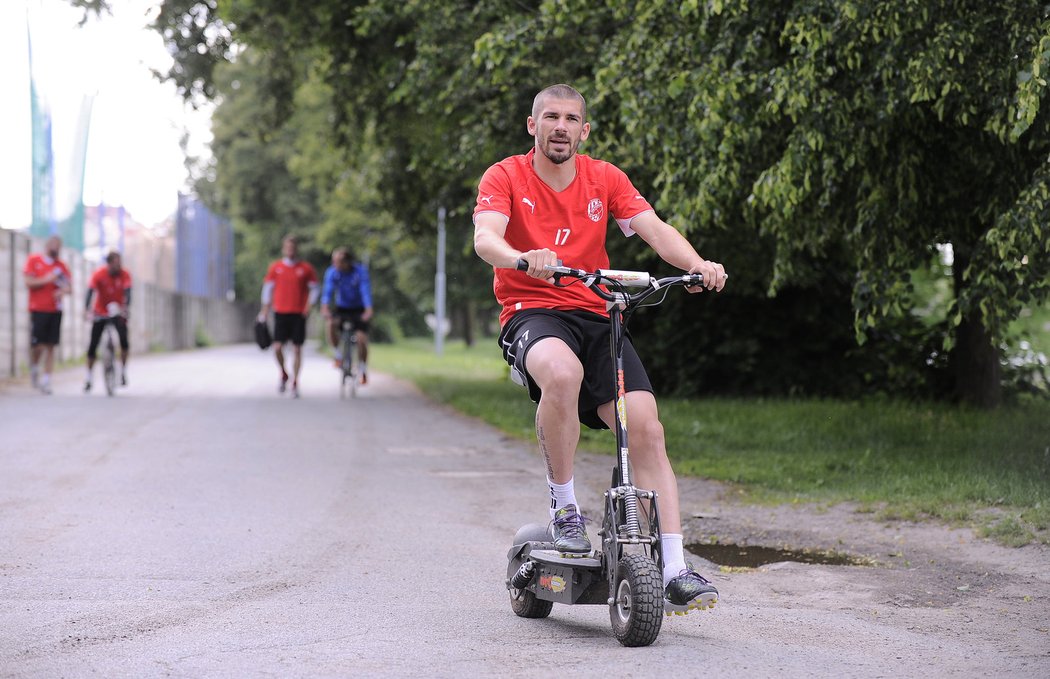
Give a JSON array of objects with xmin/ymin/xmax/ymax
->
[{"xmin": 608, "ymin": 307, "xmax": 642, "ymax": 538}]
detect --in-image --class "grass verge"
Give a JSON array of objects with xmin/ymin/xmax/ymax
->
[{"xmin": 374, "ymin": 338, "xmax": 1050, "ymax": 546}]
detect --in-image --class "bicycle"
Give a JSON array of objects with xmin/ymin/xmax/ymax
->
[
  {"xmin": 505, "ymin": 261, "xmax": 712, "ymax": 647},
  {"xmin": 100, "ymin": 302, "xmax": 123, "ymax": 397},
  {"xmin": 339, "ymin": 318, "xmax": 360, "ymax": 399}
]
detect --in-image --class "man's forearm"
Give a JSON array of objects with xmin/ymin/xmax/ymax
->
[
  {"xmin": 474, "ymin": 229, "xmax": 520, "ymax": 269},
  {"xmin": 639, "ymin": 221, "xmax": 705, "ymax": 271}
]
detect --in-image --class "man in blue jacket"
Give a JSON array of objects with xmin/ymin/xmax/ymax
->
[{"xmin": 321, "ymin": 247, "xmax": 374, "ymax": 384}]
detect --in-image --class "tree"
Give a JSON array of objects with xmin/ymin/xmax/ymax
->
[
  {"xmin": 72, "ymin": 0, "xmax": 1050, "ymax": 402},
  {"xmin": 536, "ymin": 0, "xmax": 1050, "ymax": 407}
]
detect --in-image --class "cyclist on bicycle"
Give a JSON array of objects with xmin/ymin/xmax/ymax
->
[
  {"xmin": 473, "ymin": 84, "xmax": 728, "ymax": 614},
  {"xmin": 320, "ymin": 247, "xmax": 373, "ymax": 384},
  {"xmin": 84, "ymin": 251, "xmax": 132, "ymax": 392}
]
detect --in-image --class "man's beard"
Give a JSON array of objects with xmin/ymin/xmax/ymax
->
[{"xmin": 543, "ymin": 135, "xmax": 576, "ymax": 165}]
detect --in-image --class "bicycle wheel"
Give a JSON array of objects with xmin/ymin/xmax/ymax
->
[
  {"xmin": 340, "ymin": 328, "xmax": 355, "ymax": 399},
  {"xmin": 609, "ymin": 553, "xmax": 663, "ymax": 647},
  {"xmin": 347, "ymin": 334, "xmax": 359, "ymax": 398},
  {"xmin": 103, "ymin": 331, "xmax": 116, "ymax": 397}
]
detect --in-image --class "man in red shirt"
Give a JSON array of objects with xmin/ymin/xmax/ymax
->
[
  {"xmin": 23, "ymin": 235, "xmax": 72, "ymax": 394},
  {"xmin": 259, "ymin": 235, "xmax": 319, "ymax": 398},
  {"xmin": 473, "ymin": 84, "xmax": 728, "ymax": 616},
  {"xmin": 83, "ymin": 251, "xmax": 132, "ymax": 392}
]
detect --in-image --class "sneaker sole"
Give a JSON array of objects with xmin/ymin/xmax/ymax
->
[
  {"xmin": 556, "ymin": 550, "xmax": 592, "ymax": 559},
  {"xmin": 665, "ymin": 591, "xmax": 718, "ymax": 616}
]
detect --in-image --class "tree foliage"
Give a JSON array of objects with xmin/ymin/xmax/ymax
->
[{"xmin": 73, "ymin": 0, "xmax": 1050, "ymax": 403}]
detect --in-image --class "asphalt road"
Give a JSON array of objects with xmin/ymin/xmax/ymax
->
[{"xmin": 1, "ymin": 344, "xmax": 1046, "ymax": 678}]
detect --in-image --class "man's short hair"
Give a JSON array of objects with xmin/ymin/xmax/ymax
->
[
  {"xmin": 532, "ymin": 84, "xmax": 587, "ymax": 120},
  {"xmin": 283, "ymin": 235, "xmax": 298, "ymax": 246},
  {"xmin": 106, "ymin": 251, "xmax": 121, "ymax": 265}
]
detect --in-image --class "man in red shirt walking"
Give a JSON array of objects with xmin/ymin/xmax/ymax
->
[
  {"xmin": 473, "ymin": 84, "xmax": 729, "ymax": 616},
  {"xmin": 259, "ymin": 235, "xmax": 319, "ymax": 398},
  {"xmin": 23, "ymin": 235, "xmax": 72, "ymax": 394},
  {"xmin": 84, "ymin": 251, "xmax": 133, "ymax": 392}
]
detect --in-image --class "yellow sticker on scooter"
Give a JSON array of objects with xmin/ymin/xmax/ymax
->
[
  {"xmin": 540, "ymin": 574, "xmax": 567, "ymax": 593},
  {"xmin": 617, "ymin": 395, "xmax": 627, "ymax": 430}
]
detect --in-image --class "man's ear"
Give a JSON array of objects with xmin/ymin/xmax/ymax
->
[
  {"xmin": 580, "ymin": 122, "xmax": 590, "ymax": 142},
  {"xmin": 526, "ymin": 115, "xmax": 537, "ymax": 136}
]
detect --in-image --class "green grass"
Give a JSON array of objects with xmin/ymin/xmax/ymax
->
[{"xmin": 374, "ymin": 338, "xmax": 1050, "ymax": 545}]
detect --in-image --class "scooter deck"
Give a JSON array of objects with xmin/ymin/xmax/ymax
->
[
  {"xmin": 508, "ymin": 543, "xmax": 608, "ymax": 606},
  {"xmin": 526, "ymin": 548, "xmax": 602, "ymax": 570}
]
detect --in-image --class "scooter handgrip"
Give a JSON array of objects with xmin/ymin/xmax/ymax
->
[{"xmin": 515, "ymin": 258, "xmax": 564, "ymax": 271}]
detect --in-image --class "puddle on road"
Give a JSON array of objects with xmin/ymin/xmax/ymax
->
[{"xmin": 687, "ymin": 542, "xmax": 866, "ymax": 568}]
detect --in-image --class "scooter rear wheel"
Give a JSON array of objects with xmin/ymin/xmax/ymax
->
[
  {"xmin": 509, "ymin": 586, "xmax": 553, "ymax": 619},
  {"xmin": 610, "ymin": 553, "xmax": 663, "ymax": 647}
]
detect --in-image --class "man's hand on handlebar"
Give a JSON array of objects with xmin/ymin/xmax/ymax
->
[
  {"xmin": 687, "ymin": 260, "xmax": 728, "ymax": 293},
  {"xmin": 515, "ymin": 249, "xmax": 560, "ymax": 282}
]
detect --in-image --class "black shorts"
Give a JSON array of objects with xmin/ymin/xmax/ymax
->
[
  {"xmin": 334, "ymin": 307, "xmax": 370, "ymax": 333},
  {"xmin": 498, "ymin": 308, "xmax": 654, "ymax": 430},
  {"xmin": 273, "ymin": 312, "xmax": 307, "ymax": 345},
  {"xmin": 87, "ymin": 317, "xmax": 129, "ymax": 359},
  {"xmin": 30, "ymin": 311, "xmax": 62, "ymax": 346}
]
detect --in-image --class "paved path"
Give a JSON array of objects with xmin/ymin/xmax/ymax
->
[{"xmin": 1, "ymin": 344, "xmax": 1046, "ymax": 677}]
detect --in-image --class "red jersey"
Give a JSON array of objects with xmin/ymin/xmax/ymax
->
[
  {"xmin": 474, "ymin": 149, "xmax": 654, "ymax": 325},
  {"xmin": 89, "ymin": 266, "xmax": 132, "ymax": 316},
  {"xmin": 23, "ymin": 253, "xmax": 72, "ymax": 313},
  {"xmin": 264, "ymin": 259, "xmax": 318, "ymax": 314}
]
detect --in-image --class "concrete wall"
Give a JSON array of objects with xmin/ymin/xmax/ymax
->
[{"xmin": 1, "ymin": 229, "xmax": 256, "ymax": 379}]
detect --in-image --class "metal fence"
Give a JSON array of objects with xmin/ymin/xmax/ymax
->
[{"xmin": 1, "ymin": 229, "xmax": 256, "ymax": 380}]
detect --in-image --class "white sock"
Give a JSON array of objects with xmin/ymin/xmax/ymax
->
[
  {"xmin": 547, "ymin": 477, "xmax": 578, "ymax": 519},
  {"xmin": 661, "ymin": 533, "xmax": 688, "ymax": 585},
  {"xmin": 40, "ymin": 373, "xmax": 50, "ymax": 387},
  {"xmin": 360, "ymin": 361, "xmax": 367, "ymax": 374},
  {"xmin": 86, "ymin": 366, "xmax": 93, "ymax": 381}
]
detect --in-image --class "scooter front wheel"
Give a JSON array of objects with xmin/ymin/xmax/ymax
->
[{"xmin": 609, "ymin": 553, "xmax": 663, "ymax": 647}]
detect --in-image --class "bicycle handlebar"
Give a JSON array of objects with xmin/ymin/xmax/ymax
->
[{"xmin": 515, "ymin": 258, "xmax": 709, "ymax": 306}]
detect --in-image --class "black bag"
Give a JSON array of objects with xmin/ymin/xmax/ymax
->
[{"xmin": 254, "ymin": 319, "xmax": 272, "ymax": 350}]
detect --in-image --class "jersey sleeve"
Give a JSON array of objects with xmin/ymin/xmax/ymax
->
[
  {"xmin": 359, "ymin": 265, "xmax": 373, "ymax": 308},
  {"xmin": 88, "ymin": 268, "xmax": 101, "ymax": 290},
  {"xmin": 473, "ymin": 164, "xmax": 513, "ymax": 222},
  {"xmin": 321, "ymin": 267, "xmax": 334, "ymax": 305},
  {"xmin": 263, "ymin": 262, "xmax": 277, "ymax": 283},
  {"xmin": 23, "ymin": 255, "xmax": 39, "ymax": 276},
  {"xmin": 606, "ymin": 163, "xmax": 654, "ymax": 237}
]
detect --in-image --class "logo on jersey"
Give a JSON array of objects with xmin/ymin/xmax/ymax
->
[
  {"xmin": 587, "ymin": 198, "xmax": 604, "ymax": 222},
  {"xmin": 522, "ymin": 197, "xmax": 536, "ymax": 214},
  {"xmin": 480, "ymin": 195, "xmax": 494, "ymax": 205}
]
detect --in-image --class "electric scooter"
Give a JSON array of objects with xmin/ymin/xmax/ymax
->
[{"xmin": 505, "ymin": 262, "xmax": 714, "ymax": 647}]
